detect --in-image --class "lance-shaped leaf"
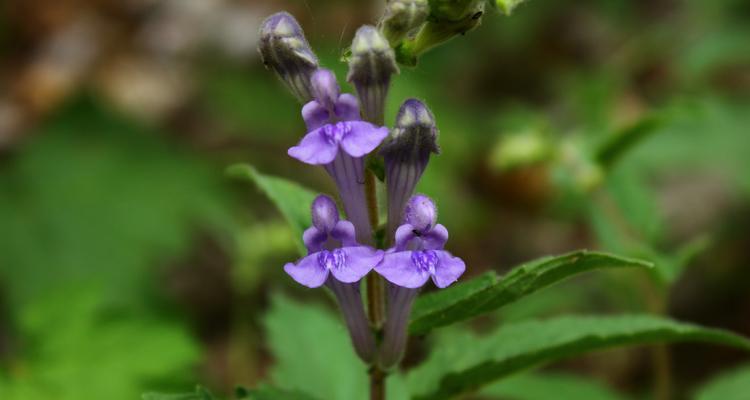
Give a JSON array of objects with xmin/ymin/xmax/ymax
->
[
  {"xmin": 407, "ymin": 315, "xmax": 750, "ymax": 399},
  {"xmin": 227, "ymin": 164, "xmax": 317, "ymax": 255},
  {"xmin": 482, "ymin": 372, "xmax": 630, "ymax": 400},
  {"xmin": 409, "ymin": 251, "xmax": 652, "ymax": 334}
]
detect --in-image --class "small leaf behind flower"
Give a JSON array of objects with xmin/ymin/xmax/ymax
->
[
  {"xmin": 227, "ymin": 164, "xmax": 317, "ymax": 255},
  {"xmin": 409, "ymin": 251, "xmax": 653, "ymax": 334},
  {"xmin": 408, "ymin": 315, "xmax": 750, "ymax": 399}
]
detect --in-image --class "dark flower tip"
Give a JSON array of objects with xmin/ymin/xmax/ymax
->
[
  {"xmin": 381, "ymin": 98, "xmax": 440, "ymax": 158},
  {"xmin": 258, "ymin": 12, "xmax": 319, "ymax": 102}
]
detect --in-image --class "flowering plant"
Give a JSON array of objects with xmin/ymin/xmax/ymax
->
[{"xmin": 146, "ymin": 2, "xmax": 750, "ymax": 399}]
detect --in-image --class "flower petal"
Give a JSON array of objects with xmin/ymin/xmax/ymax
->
[
  {"xmin": 331, "ymin": 220, "xmax": 358, "ymax": 247},
  {"xmin": 330, "ymin": 246, "xmax": 383, "ymax": 283},
  {"xmin": 303, "ymin": 226, "xmax": 327, "ymax": 253},
  {"xmin": 301, "ymin": 100, "xmax": 330, "ymax": 130},
  {"xmin": 422, "ymin": 224, "xmax": 449, "ymax": 250},
  {"xmin": 288, "ymin": 129, "xmax": 339, "ymax": 165},
  {"xmin": 431, "ymin": 251, "xmax": 465, "ymax": 288},
  {"xmin": 340, "ymin": 121, "xmax": 389, "ymax": 158},
  {"xmin": 375, "ymin": 251, "xmax": 430, "ymax": 288},
  {"xmin": 335, "ymin": 94, "xmax": 360, "ymax": 121},
  {"xmin": 284, "ymin": 253, "xmax": 329, "ymax": 288}
]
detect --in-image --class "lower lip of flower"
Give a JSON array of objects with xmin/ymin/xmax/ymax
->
[
  {"xmin": 411, "ymin": 250, "xmax": 438, "ymax": 276},
  {"xmin": 318, "ymin": 248, "xmax": 346, "ymax": 270},
  {"xmin": 322, "ymin": 122, "xmax": 351, "ymax": 145}
]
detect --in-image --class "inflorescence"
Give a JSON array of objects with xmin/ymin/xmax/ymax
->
[{"xmin": 261, "ymin": 10, "xmax": 466, "ymax": 369}]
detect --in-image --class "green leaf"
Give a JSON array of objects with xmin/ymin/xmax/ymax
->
[
  {"xmin": 482, "ymin": 372, "xmax": 630, "ymax": 400},
  {"xmin": 142, "ymin": 386, "xmax": 216, "ymax": 400},
  {"xmin": 694, "ymin": 363, "xmax": 750, "ymax": 400},
  {"xmin": 263, "ymin": 294, "xmax": 368, "ymax": 400},
  {"xmin": 409, "ymin": 251, "xmax": 652, "ymax": 334},
  {"xmin": 246, "ymin": 385, "xmax": 322, "ymax": 400},
  {"xmin": 407, "ymin": 315, "xmax": 750, "ymax": 399},
  {"xmin": 0, "ymin": 290, "xmax": 200, "ymax": 400},
  {"xmin": 263, "ymin": 295, "xmax": 410, "ymax": 400},
  {"xmin": 227, "ymin": 164, "xmax": 317, "ymax": 255},
  {"xmin": 595, "ymin": 116, "xmax": 663, "ymax": 170},
  {"xmin": 0, "ymin": 96, "xmax": 232, "ymax": 308}
]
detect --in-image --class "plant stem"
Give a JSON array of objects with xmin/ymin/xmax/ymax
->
[{"xmin": 369, "ymin": 366, "xmax": 386, "ymax": 400}]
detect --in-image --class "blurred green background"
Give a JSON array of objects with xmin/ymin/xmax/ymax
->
[{"xmin": 0, "ymin": 0, "xmax": 749, "ymax": 399}]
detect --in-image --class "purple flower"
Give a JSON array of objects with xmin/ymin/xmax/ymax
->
[
  {"xmin": 376, "ymin": 195, "xmax": 465, "ymax": 368},
  {"xmin": 283, "ymin": 195, "xmax": 381, "ymax": 363},
  {"xmin": 285, "ymin": 196, "xmax": 384, "ymax": 287},
  {"xmin": 376, "ymin": 195, "xmax": 464, "ymax": 288},
  {"xmin": 288, "ymin": 70, "xmax": 389, "ymax": 165},
  {"xmin": 288, "ymin": 69, "xmax": 388, "ymax": 244}
]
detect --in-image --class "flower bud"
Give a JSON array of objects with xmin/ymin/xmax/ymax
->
[
  {"xmin": 310, "ymin": 69, "xmax": 341, "ymax": 112},
  {"xmin": 381, "ymin": 0, "xmax": 429, "ymax": 45},
  {"xmin": 347, "ymin": 25, "xmax": 399, "ymax": 125},
  {"xmin": 258, "ymin": 12, "xmax": 319, "ymax": 102},
  {"xmin": 404, "ymin": 194, "xmax": 437, "ymax": 233},
  {"xmin": 311, "ymin": 194, "xmax": 340, "ymax": 233},
  {"xmin": 380, "ymin": 99, "xmax": 439, "ymax": 236},
  {"xmin": 395, "ymin": 1, "xmax": 485, "ymax": 66}
]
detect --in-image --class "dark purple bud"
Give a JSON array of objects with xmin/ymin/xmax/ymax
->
[
  {"xmin": 381, "ymin": 99, "xmax": 440, "ymax": 236},
  {"xmin": 311, "ymin": 69, "xmax": 341, "ymax": 112},
  {"xmin": 404, "ymin": 195, "xmax": 437, "ymax": 233},
  {"xmin": 259, "ymin": 12, "xmax": 319, "ymax": 102},
  {"xmin": 311, "ymin": 194, "xmax": 340, "ymax": 233},
  {"xmin": 381, "ymin": 0, "xmax": 429, "ymax": 45},
  {"xmin": 347, "ymin": 25, "xmax": 399, "ymax": 125}
]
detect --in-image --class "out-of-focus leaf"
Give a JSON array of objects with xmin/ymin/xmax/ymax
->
[
  {"xmin": 246, "ymin": 385, "xmax": 321, "ymax": 400},
  {"xmin": 407, "ymin": 315, "xmax": 750, "ymax": 399},
  {"xmin": 409, "ymin": 251, "xmax": 652, "ymax": 334},
  {"xmin": 694, "ymin": 363, "xmax": 750, "ymax": 400},
  {"xmin": 482, "ymin": 372, "xmax": 630, "ymax": 400},
  {"xmin": 227, "ymin": 164, "xmax": 317, "ymax": 255},
  {"xmin": 263, "ymin": 295, "xmax": 409, "ymax": 400},
  {"xmin": 494, "ymin": 0, "xmax": 530, "ymax": 16},
  {"xmin": 142, "ymin": 386, "xmax": 216, "ymax": 400},
  {"xmin": 0, "ymin": 96, "xmax": 232, "ymax": 308},
  {"xmin": 595, "ymin": 116, "xmax": 663, "ymax": 170},
  {"xmin": 0, "ymin": 291, "xmax": 199, "ymax": 400}
]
